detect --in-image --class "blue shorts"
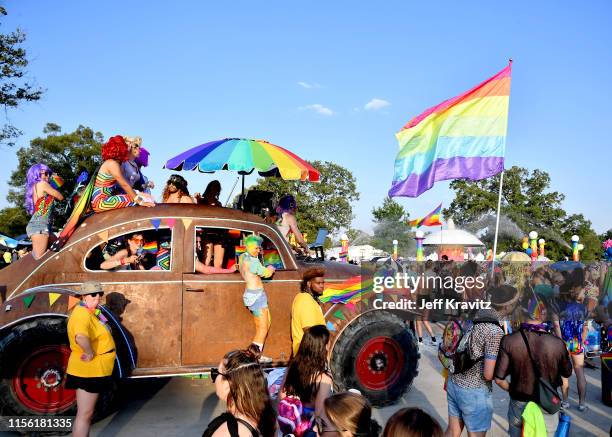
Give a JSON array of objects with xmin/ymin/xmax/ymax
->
[
  {"xmin": 446, "ymin": 378, "xmax": 493, "ymax": 432},
  {"xmin": 26, "ymin": 215, "xmax": 51, "ymax": 237},
  {"xmin": 243, "ymin": 288, "xmax": 268, "ymax": 317}
]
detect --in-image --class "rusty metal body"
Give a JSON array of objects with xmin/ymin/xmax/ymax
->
[{"xmin": 0, "ymin": 204, "xmax": 360, "ymax": 376}]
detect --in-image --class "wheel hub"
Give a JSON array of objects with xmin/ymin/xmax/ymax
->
[
  {"xmin": 355, "ymin": 336, "xmax": 405, "ymax": 391},
  {"xmin": 39, "ymin": 368, "xmax": 62, "ymax": 389},
  {"xmin": 12, "ymin": 344, "xmax": 76, "ymax": 413}
]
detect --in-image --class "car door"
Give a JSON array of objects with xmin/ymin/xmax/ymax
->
[
  {"xmin": 181, "ymin": 218, "xmax": 300, "ymax": 366},
  {"xmin": 80, "ymin": 220, "xmax": 184, "ymax": 369}
]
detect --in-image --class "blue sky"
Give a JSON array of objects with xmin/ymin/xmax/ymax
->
[{"xmin": 1, "ymin": 1, "xmax": 610, "ymax": 235}]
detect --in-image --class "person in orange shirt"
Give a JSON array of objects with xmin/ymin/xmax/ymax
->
[{"xmin": 65, "ymin": 282, "xmax": 116, "ymax": 437}]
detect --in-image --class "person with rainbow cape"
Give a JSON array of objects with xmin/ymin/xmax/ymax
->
[{"xmin": 239, "ymin": 235, "xmax": 275, "ymax": 364}]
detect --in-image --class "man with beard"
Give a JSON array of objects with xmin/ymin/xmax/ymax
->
[
  {"xmin": 291, "ymin": 268, "xmax": 326, "ymax": 357},
  {"xmin": 162, "ymin": 174, "xmax": 194, "ymax": 203}
]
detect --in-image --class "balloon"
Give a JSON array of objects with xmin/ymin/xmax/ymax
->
[
  {"xmin": 577, "ymin": 244, "xmax": 584, "ymax": 251},
  {"xmin": 522, "ymin": 242, "xmax": 529, "ymax": 250},
  {"xmin": 526, "ymin": 248, "xmax": 532, "ymax": 255}
]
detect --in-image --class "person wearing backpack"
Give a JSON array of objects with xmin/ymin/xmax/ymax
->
[
  {"xmin": 278, "ymin": 325, "xmax": 332, "ymax": 436},
  {"xmin": 444, "ymin": 306, "xmax": 504, "ymax": 437},
  {"xmin": 494, "ymin": 294, "xmax": 572, "ymax": 437}
]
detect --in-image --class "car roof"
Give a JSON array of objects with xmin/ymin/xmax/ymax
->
[{"xmin": 69, "ymin": 204, "xmax": 267, "ymax": 242}]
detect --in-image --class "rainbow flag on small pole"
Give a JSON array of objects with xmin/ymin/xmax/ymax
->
[
  {"xmin": 408, "ymin": 203, "xmax": 443, "ymax": 228},
  {"xmin": 389, "ymin": 62, "xmax": 511, "ymax": 198}
]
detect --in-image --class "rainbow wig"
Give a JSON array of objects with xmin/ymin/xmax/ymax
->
[
  {"xmin": 276, "ymin": 194, "xmax": 297, "ymax": 215},
  {"xmin": 25, "ymin": 163, "xmax": 52, "ymax": 214},
  {"xmin": 135, "ymin": 147, "xmax": 150, "ymax": 167},
  {"xmin": 244, "ymin": 235, "xmax": 263, "ymax": 249}
]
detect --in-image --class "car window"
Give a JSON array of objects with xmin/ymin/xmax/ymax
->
[
  {"xmin": 195, "ymin": 226, "xmax": 284, "ymax": 273},
  {"xmin": 85, "ymin": 228, "xmax": 173, "ymax": 272}
]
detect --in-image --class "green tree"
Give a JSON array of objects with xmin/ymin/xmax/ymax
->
[
  {"xmin": 248, "ymin": 161, "xmax": 359, "ymax": 240},
  {"xmin": 0, "ymin": 124, "xmax": 104, "ymax": 236},
  {"xmin": 558, "ymin": 214, "xmax": 601, "ymax": 262},
  {"xmin": 370, "ymin": 197, "xmax": 413, "ymax": 256},
  {"xmin": 600, "ymin": 229, "xmax": 612, "ymax": 242},
  {"xmin": 443, "ymin": 166, "xmax": 599, "ymax": 260},
  {"xmin": 0, "ymin": 7, "xmax": 45, "ymax": 146}
]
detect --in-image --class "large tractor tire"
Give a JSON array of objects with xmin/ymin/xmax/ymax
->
[
  {"xmin": 331, "ymin": 311, "xmax": 419, "ymax": 407},
  {"xmin": 0, "ymin": 318, "xmax": 115, "ymax": 419}
]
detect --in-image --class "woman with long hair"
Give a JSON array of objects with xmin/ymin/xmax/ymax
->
[
  {"xmin": 276, "ymin": 194, "xmax": 309, "ymax": 253},
  {"xmin": 162, "ymin": 174, "xmax": 194, "ymax": 203},
  {"xmin": 316, "ymin": 391, "xmax": 381, "ymax": 437},
  {"xmin": 203, "ymin": 349, "xmax": 276, "ymax": 437},
  {"xmin": 280, "ymin": 325, "xmax": 332, "ymax": 427},
  {"xmin": 99, "ymin": 232, "xmax": 146, "ymax": 271},
  {"xmin": 24, "ymin": 163, "xmax": 64, "ymax": 259},
  {"xmin": 91, "ymin": 135, "xmax": 154, "ymax": 212},
  {"xmin": 196, "ymin": 179, "xmax": 223, "ymax": 207}
]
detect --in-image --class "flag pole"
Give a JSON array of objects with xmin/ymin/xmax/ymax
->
[{"xmin": 491, "ymin": 170, "xmax": 504, "ymax": 276}]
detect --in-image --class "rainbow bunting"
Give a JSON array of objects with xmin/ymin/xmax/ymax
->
[
  {"xmin": 408, "ymin": 203, "xmax": 443, "ymax": 228},
  {"xmin": 390, "ymin": 62, "xmax": 511, "ymax": 198},
  {"xmin": 142, "ymin": 241, "xmax": 158, "ymax": 254},
  {"xmin": 320, "ymin": 276, "xmax": 372, "ymax": 304}
]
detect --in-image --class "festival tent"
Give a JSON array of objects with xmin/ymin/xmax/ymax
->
[{"xmin": 422, "ymin": 219, "xmax": 485, "ymax": 261}]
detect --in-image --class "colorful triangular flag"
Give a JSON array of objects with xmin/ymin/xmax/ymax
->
[
  {"xmin": 49, "ymin": 292, "xmax": 62, "ymax": 307},
  {"xmin": 165, "ymin": 218, "xmax": 176, "ymax": 228},
  {"xmin": 333, "ymin": 310, "xmax": 346, "ymax": 321},
  {"xmin": 67, "ymin": 295, "xmax": 80, "ymax": 310},
  {"xmin": 23, "ymin": 294, "xmax": 35, "ymax": 309},
  {"xmin": 98, "ymin": 229, "xmax": 109, "ymax": 242},
  {"xmin": 150, "ymin": 218, "xmax": 161, "ymax": 230},
  {"xmin": 326, "ymin": 321, "xmax": 336, "ymax": 332},
  {"xmin": 182, "ymin": 218, "xmax": 192, "ymax": 229},
  {"xmin": 391, "ymin": 294, "xmax": 399, "ymax": 302}
]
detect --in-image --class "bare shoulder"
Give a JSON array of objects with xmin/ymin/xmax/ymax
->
[{"xmin": 210, "ymin": 422, "xmax": 255, "ymax": 437}]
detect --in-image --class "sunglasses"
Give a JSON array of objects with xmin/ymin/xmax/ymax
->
[
  {"xmin": 210, "ymin": 367, "xmax": 228, "ymax": 382},
  {"xmin": 86, "ymin": 292, "xmax": 104, "ymax": 297}
]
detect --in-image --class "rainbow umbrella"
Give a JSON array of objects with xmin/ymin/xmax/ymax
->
[{"xmin": 164, "ymin": 138, "xmax": 319, "ymax": 187}]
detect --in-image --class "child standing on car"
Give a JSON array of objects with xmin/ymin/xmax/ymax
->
[{"xmin": 239, "ymin": 235, "xmax": 275, "ymax": 363}]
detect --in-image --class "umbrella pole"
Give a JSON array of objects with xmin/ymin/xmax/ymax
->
[{"xmin": 241, "ymin": 174, "xmax": 245, "ymax": 210}]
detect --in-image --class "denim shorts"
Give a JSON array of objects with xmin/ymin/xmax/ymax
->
[
  {"xmin": 508, "ymin": 399, "xmax": 558, "ymax": 437},
  {"xmin": 243, "ymin": 288, "xmax": 268, "ymax": 317},
  {"xmin": 26, "ymin": 215, "xmax": 51, "ymax": 237},
  {"xmin": 446, "ymin": 378, "xmax": 493, "ymax": 432}
]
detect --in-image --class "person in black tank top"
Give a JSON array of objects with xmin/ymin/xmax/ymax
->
[{"xmin": 202, "ymin": 349, "xmax": 276, "ymax": 437}]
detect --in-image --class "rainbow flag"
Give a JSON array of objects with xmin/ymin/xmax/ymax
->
[
  {"xmin": 49, "ymin": 174, "xmax": 64, "ymax": 189},
  {"xmin": 142, "ymin": 241, "xmax": 158, "ymax": 254},
  {"xmin": 320, "ymin": 276, "xmax": 372, "ymax": 304},
  {"xmin": 389, "ymin": 62, "xmax": 511, "ymax": 198},
  {"xmin": 409, "ymin": 203, "xmax": 443, "ymax": 228},
  {"xmin": 263, "ymin": 249, "xmax": 283, "ymax": 269}
]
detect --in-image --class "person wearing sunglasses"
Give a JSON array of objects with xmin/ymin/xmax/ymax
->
[
  {"xmin": 24, "ymin": 163, "xmax": 65, "ymax": 259},
  {"xmin": 162, "ymin": 174, "xmax": 195, "ymax": 203},
  {"xmin": 120, "ymin": 136, "xmax": 155, "ymax": 195},
  {"xmin": 315, "ymin": 392, "xmax": 381, "ymax": 437},
  {"xmin": 100, "ymin": 233, "xmax": 146, "ymax": 270},
  {"xmin": 65, "ymin": 282, "xmax": 116, "ymax": 437},
  {"xmin": 202, "ymin": 349, "xmax": 276, "ymax": 437}
]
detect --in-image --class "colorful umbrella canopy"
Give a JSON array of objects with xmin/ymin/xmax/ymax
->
[{"xmin": 164, "ymin": 138, "xmax": 320, "ymax": 182}]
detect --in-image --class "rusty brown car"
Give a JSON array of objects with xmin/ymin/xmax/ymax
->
[{"xmin": 0, "ymin": 204, "xmax": 418, "ymax": 416}]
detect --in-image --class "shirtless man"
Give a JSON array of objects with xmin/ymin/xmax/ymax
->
[{"xmin": 239, "ymin": 235, "xmax": 275, "ymax": 363}]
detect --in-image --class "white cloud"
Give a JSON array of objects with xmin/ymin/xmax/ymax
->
[
  {"xmin": 364, "ymin": 98, "xmax": 391, "ymax": 111},
  {"xmin": 300, "ymin": 104, "xmax": 335, "ymax": 116},
  {"xmin": 297, "ymin": 81, "xmax": 321, "ymax": 89}
]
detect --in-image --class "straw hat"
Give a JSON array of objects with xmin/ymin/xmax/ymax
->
[{"xmin": 75, "ymin": 281, "xmax": 104, "ymax": 296}]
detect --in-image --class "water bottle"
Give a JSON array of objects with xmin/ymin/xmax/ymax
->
[{"xmin": 554, "ymin": 412, "xmax": 571, "ymax": 437}]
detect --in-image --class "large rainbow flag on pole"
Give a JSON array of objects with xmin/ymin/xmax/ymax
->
[
  {"xmin": 389, "ymin": 62, "xmax": 512, "ymax": 198},
  {"xmin": 408, "ymin": 203, "xmax": 443, "ymax": 228}
]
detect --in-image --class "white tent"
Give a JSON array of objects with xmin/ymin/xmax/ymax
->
[{"xmin": 422, "ymin": 219, "xmax": 485, "ymax": 247}]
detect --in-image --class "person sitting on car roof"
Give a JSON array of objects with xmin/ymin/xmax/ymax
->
[
  {"xmin": 91, "ymin": 136, "xmax": 154, "ymax": 213},
  {"xmin": 162, "ymin": 174, "xmax": 194, "ymax": 203}
]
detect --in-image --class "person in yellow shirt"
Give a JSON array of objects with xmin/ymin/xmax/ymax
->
[
  {"xmin": 291, "ymin": 268, "xmax": 326, "ymax": 357},
  {"xmin": 65, "ymin": 282, "xmax": 116, "ymax": 437}
]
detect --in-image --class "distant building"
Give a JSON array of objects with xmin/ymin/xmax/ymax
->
[{"xmin": 326, "ymin": 244, "xmax": 386, "ymax": 262}]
